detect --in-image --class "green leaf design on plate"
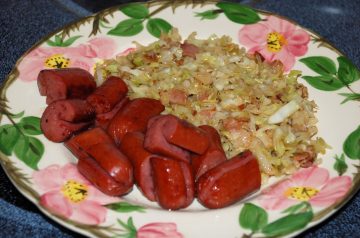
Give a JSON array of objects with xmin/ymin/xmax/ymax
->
[
  {"xmin": 146, "ymin": 18, "xmax": 172, "ymax": 38},
  {"xmin": 239, "ymin": 203, "xmax": 268, "ymax": 232},
  {"xmin": 216, "ymin": 2, "xmax": 261, "ymax": 24},
  {"xmin": 14, "ymin": 136, "xmax": 44, "ymax": 170},
  {"xmin": 117, "ymin": 217, "xmax": 137, "ymax": 238},
  {"xmin": 55, "ymin": 35, "xmax": 62, "ymax": 45},
  {"xmin": 281, "ymin": 202, "xmax": 310, "ymax": 214},
  {"xmin": 106, "ymin": 201, "xmax": 146, "ymax": 213},
  {"xmin": 334, "ymin": 154, "xmax": 348, "ymax": 176},
  {"xmin": 120, "ymin": 3, "xmax": 149, "ymax": 19},
  {"xmin": 46, "ymin": 35, "xmax": 82, "ymax": 47},
  {"xmin": 9, "ymin": 111, "xmax": 25, "ymax": 119},
  {"xmin": 262, "ymin": 212, "xmax": 313, "ymax": 237},
  {"xmin": 300, "ymin": 56, "xmax": 337, "ymax": 76},
  {"xmin": 343, "ymin": 126, "xmax": 360, "ymax": 160},
  {"xmin": 337, "ymin": 56, "xmax": 360, "ymax": 85},
  {"xmin": 195, "ymin": 9, "xmax": 220, "ymax": 20},
  {"xmin": 339, "ymin": 93, "xmax": 360, "ymax": 104},
  {"xmin": 0, "ymin": 125, "xmax": 20, "ymax": 156},
  {"xmin": 62, "ymin": 36, "xmax": 82, "ymax": 47},
  {"xmin": 302, "ymin": 75, "xmax": 343, "ymax": 91},
  {"xmin": 108, "ymin": 19, "xmax": 144, "ymax": 36},
  {"xmin": 18, "ymin": 116, "xmax": 42, "ymax": 135}
]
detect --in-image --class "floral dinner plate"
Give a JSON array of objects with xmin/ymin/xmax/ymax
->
[{"xmin": 0, "ymin": 1, "xmax": 359, "ymax": 237}]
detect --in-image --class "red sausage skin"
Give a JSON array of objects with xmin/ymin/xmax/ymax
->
[
  {"xmin": 120, "ymin": 132, "xmax": 156, "ymax": 201},
  {"xmin": 77, "ymin": 156, "xmax": 130, "ymax": 196},
  {"xmin": 40, "ymin": 99, "xmax": 95, "ymax": 142},
  {"xmin": 165, "ymin": 119, "xmax": 209, "ymax": 154},
  {"xmin": 196, "ymin": 150, "xmax": 261, "ymax": 209},
  {"xmin": 65, "ymin": 127, "xmax": 114, "ymax": 156},
  {"xmin": 87, "ymin": 76, "xmax": 128, "ymax": 114},
  {"xmin": 107, "ymin": 98, "xmax": 165, "ymax": 144},
  {"xmin": 87, "ymin": 143, "xmax": 133, "ymax": 189},
  {"xmin": 151, "ymin": 156, "xmax": 194, "ymax": 210},
  {"xmin": 37, "ymin": 68, "xmax": 96, "ymax": 104},
  {"xmin": 144, "ymin": 115, "xmax": 190, "ymax": 163},
  {"xmin": 95, "ymin": 97, "xmax": 129, "ymax": 129},
  {"xmin": 191, "ymin": 125, "xmax": 227, "ymax": 180}
]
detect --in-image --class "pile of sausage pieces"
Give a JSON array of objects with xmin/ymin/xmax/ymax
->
[{"xmin": 38, "ymin": 68, "xmax": 261, "ymax": 210}]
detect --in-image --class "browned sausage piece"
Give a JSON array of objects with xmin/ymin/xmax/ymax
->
[
  {"xmin": 120, "ymin": 132, "xmax": 156, "ymax": 201},
  {"xmin": 191, "ymin": 125, "xmax": 227, "ymax": 180},
  {"xmin": 107, "ymin": 98, "xmax": 165, "ymax": 144},
  {"xmin": 77, "ymin": 156, "xmax": 129, "ymax": 196},
  {"xmin": 144, "ymin": 115, "xmax": 190, "ymax": 163},
  {"xmin": 87, "ymin": 143, "xmax": 133, "ymax": 191},
  {"xmin": 40, "ymin": 99, "xmax": 95, "ymax": 142},
  {"xmin": 151, "ymin": 156, "xmax": 193, "ymax": 210},
  {"xmin": 86, "ymin": 76, "xmax": 128, "ymax": 114},
  {"xmin": 37, "ymin": 68, "xmax": 96, "ymax": 104},
  {"xmin": 65, "ymin": 127, "xmax": 114, "ymax": 158},
  {"xmin": 197, "ymin": 150, "xmax": 261, "ymax": 209},
  {"xmin": 164, "ymin": 118, "xmax": 209, "ymax": 154},
  {"xmin": 95, "ymin": 97, "xmax": 129, "ymax": 129}
]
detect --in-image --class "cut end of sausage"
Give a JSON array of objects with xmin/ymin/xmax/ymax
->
[
  {"xmin": 37, "ymin": 68, "xmax": 96, "ymax": 104},
  {"xmin": 120, "ymin": 132, "xmax": 157, "ymax": 202},
  {"xmin": 40, "ymin": 100, "xmax": 95, "ymax": 142},
  {"xmin": 144, "ymin": 115, "xmax": 190, "ymax": 163},
  {"xmin": 192, "ymin": 125, "xmax": 227, "ymax": 180},
  {"xmin": 107, "ymin": 98, "xmax": 165, "ymax": 144}
]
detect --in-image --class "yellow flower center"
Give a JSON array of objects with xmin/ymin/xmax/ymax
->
[
  {"xmin": 267, "ymin": 32, "xmax": 287, "ymax": 52},
  {"xmin": 284, "ymin": 186, "xmax": 319, "ymax": 201},
  {"xmin": 44, "ymin": 54, "xmax": 70, "ymax": 68},
  {"xmin": 61, "ymin": 180, "xmax": 88, "ymax": 203}
]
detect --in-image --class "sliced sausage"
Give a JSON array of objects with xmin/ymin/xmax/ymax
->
[
  {"xmin": 40, "ymin": 99, "xmax": 95, "ymax": 142},
  {"xmin": 179, "ymin": 161, "xmax": 195, "ymax": 207},
  {"xmin": 95, "ymin": 97, "xmax": 129, "ymax": 129},
  {"xmin": 164, "ymin": 118, "xmax": 209, "ymax": 154},
  {"xmin": 86, "ymin": 76, "xmax": 128, "ymax": 114},
  {"xmin": 65, "ymin": 127, "xmax": 114, "ymax": 157},
  {"xmin": 151, "ymin": 156, "xmax": 194, "ymax": 210},
  {"xmin": 191, "ymin": 125, "xmax": 227, "ymax": 180},
  {"xmin": 144, "ymin": 115, "xmax": 190, "ymax": 163},
  {"xmin": 197, "ymin": 150, "xmax": 261, "ymax": 209},
  {"xmin": 119, "ymin": 132, "xmax": 156, "ymax": 201},
  {"xmin": 77, "ymin": 156, "xmax": 130, "ymax": 196},
  {"xmin": 37, "ymin": 68, "xmax": 96, "ymax": 104},
  {"xmin": 87, "ymin": 143, "xmax": 133, "ymax": 190},
  {"xmin": 107, "ymin": 98, "xmax": 165, "ymax": 144}
]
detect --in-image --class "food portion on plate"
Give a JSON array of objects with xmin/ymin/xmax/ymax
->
[
  {"xmin": 37, "ymin": 29, "xmax": 326, "ymax": 210},
  {"xmin": 97, "ymin": 29, "xmax": 327, "ymax": 180}
]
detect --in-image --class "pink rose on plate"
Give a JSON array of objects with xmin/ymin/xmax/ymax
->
[
  {"xmin": 239, "ymin": 15, "xmax": 310, "ymax": 71},
  {"xmin": 137, "ymin": 222, "xmax": 183, "ymax": 238},
  {"xmin": 257, "ymin": 166, "xmax": 351, "ymax": 210},
  {"xmin": 33, "ymin": 163, "xmax": 119, "ymax": 225},
  {"xmin": 18, "ymin": 37, "xmax": 117, "ymax": 82}
]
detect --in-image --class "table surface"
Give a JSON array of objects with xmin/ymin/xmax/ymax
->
[{"xmin": 1, "ymin": 0, "xmax": 359, "ymax": 237}]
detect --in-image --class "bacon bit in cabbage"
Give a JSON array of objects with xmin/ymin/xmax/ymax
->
[{"xmin": 168, "ymin": 88, "xmax": 187, "ymax": 105}]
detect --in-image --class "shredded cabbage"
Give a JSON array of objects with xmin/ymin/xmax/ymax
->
[{"xmin": 97, "ymin": 29, "xmax": 327, "ymax": 179}]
